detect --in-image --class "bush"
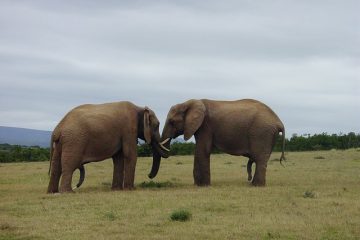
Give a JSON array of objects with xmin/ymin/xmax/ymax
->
[
  {"xmin": 170, "ymin": 209, "xmax": 192, "ymax": 222},
  {"xmin": 0, "ymin": 144, "xmax": 49, "ymax": 163}
]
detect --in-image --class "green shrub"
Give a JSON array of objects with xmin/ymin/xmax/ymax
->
[{"xmin": 170, "ymin": 209, "xmax": 191, "ymax": 222}]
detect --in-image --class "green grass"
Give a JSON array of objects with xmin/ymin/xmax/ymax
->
[{"xmin": 1, "ymin": 149, "xmax": 360, "ymax": 239}]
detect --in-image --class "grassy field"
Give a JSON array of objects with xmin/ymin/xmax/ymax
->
[{"xmin": 1, "ymin": 149, "xmax": 360, "ymax": 240}]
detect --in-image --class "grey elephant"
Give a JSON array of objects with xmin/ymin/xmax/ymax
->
[
  {"xmin": 150, "ymin": 99, "xmax": 285, "ymax": 186},
  {"xmin": 47, "ymin": 101, "xmax": 169, "ymax": 193}
]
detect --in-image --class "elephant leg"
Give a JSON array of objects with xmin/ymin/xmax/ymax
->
[
  {"xmin": 59, "ymin": 153, "xmax": 79, "ymax": 193},
  {"xmin": 193, "ymin": 134, "xmax": 212, "ymax": 186},
  {"xmin": 122, "ymin": 141, "xmax": 137, "ymax": 190},
  {"xmin": 112, "ymin": 151, "xmax": 124, "ymax": 190},
  {"xmin": 47, "ymin": 147, "xmax": 62, "ymax": 193},
  {"xmin": 247, "ymin": 158, "xmax": 254, "ymax": 181},
  {"xmin": 252, "ymin": 154, "xmax": 270, "ymax": 186},
  {"xmin": 59, "ymin": 171, "xmax": 74, "ymax": 192}
]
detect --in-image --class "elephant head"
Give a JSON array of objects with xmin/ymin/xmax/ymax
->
[
  {"xmin": 142, "ymin": 107, "xmax": 170, "ymax": 179},
  {"xmin": 148, "ymin": 100, "xmax": 206, "ymax": 179}
]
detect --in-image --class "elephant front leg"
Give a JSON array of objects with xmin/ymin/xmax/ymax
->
[
  {"xmin": 122, "ymin": 142, "xmax": 137, "ymax": 190},
  {"xmin": 112, "ymin": 152, "xmax": 124, "ymax": 190},
  {"xmin": 193, "ymin": 136, "xmax": 212, "ymax": 186}
]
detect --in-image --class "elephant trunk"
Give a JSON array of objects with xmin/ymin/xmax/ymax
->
[
  {"xmin": 148, "ymin": 149, "xmax": 161, "ymax": 179},
  {"xmin": 148, "ymin": 138, "xmax": 171, "ymax": 179}
]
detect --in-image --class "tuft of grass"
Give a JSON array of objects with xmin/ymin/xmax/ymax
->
[
  {"xmin": 139, "ymin": 180, "xmax": 174, "ymax": 189},
  {"xmin": 303, "ymin": 190, "xmax": 316, "ymax": 198},
  {"xmin": 224, "ymin": 161, "xmax": 233, "ymax": 165},
  {"xmin": 170, "ymin": 209, "xmax": 192, "ymax": 222},
  {"xmin": 314, "ymin": 156, "xmax": 325, "ymax": 159},
  {"xmin": 104, "ymin": 211, "xmax": 116, "ymax": 221},
  {"xmin": 265, "ymin": 231, "xmax": 281, "ymax": 239},
  {"xmin": 176, "ymin": 161, "xmax": 183, "ymax": 165},
  {"xmin": 0, "ymin": 222, "xmax": 14, "ymax": 231}
]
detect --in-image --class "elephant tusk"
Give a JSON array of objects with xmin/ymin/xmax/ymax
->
[
  {"xmin": 160, "ymin": 138, "xmax": 170, "ymax": 145},
  {"xmin": 159, "ymin": 143, "xmax": 170, "ymax": 152}
]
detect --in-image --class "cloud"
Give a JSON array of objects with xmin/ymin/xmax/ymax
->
[{"xmin": 0, "ymin": 0, "xmax": 359, "ymax": 136}]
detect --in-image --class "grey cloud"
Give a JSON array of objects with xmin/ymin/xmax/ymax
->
[{"xmin": 0, "ymin": 0, "xmax": 359, "ymax": 135}]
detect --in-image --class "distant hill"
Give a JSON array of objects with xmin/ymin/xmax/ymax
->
[{"xmin": 0, "ymin": 126, "xmax": 51, "ymax": 148}]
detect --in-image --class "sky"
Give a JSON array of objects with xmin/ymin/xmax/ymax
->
[{"xmin": 0, "ymin": 0, "xmax": 359, "ymax": 137}]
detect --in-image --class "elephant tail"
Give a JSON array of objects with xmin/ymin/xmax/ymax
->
[
  {"xmin": 73, "ymin": 165, "xmax": 85, "ymax": 190},
  {"xmin": 279, "ymin": 127, "xmax": 286, "ymax": 166},
  {"xmin": 48, "ymin": 138, "xmax": 53, "ymax": 176},
  {"xmin": 48, "ymin": 132, "xmax": 57, "ymax": 176}
]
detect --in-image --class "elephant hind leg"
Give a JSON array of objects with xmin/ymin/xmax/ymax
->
[
  {"xmin": 251, "ymin": 153, "xmax": 271, "ymax": 187},
  {"xmin": 112, "ymin": 151, "xmax": 124, "ymax": 190},
  {"xmin": 47, "ymin": 146, "xmax": 62, "ymax": 193},
  {"xmin": 59, "ymin": 153, "xmax": 81, "ymax": 193}
]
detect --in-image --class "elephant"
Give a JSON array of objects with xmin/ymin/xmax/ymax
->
[
  {"xmin": 47, "ymin": 101, "xmax": 169, "ymax": 193},
  {"xmin": 150, "ymin": 99, "xmax": 285, "ymax": 186}
]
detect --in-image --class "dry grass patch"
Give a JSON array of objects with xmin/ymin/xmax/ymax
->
[{"xmin": 0, "ymin": 150, "xmax": 360, "ymax": 239}]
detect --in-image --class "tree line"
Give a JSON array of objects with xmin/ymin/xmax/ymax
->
[{"xmin": 0, "ymin": 132, "xmax": 359, "ymax": 163}]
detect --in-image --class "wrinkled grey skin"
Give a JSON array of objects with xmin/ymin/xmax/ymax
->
[
  {"xmin": 47, "ymin": 101, "xmax": 168, "ymax": 193},
  {"xmin": 154, "ymin": 99, "xmax": 285, "ymax": 187}
]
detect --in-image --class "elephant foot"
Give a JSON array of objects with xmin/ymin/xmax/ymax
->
[
  {"xmin": 47, "ymin": 190, "xmax": 59, "ymax": 194},
  {"xmin": 60, "ymin": 189, "xmax": 75, "ymax": 193},
  {"xmin": 123, "ymin": 182, "xmax": 135, "ymax": 190},
  {"xmin": 251, "ymin": 179, "xmax": 266, "ymax": 187},
  {"xmin": 47, "ymin": 186, "xmax": 59, "ymax": 194},
  {"xmin": 194, "ymin": 179, "xmax": 211, "ymax": 187},
  {"xmin": 60, "ymin": 187, "xmax": 75, "ymax": 193},
  {"xmin": 195, "ymin": 183, "xmax": 210, "ymax": 187}
]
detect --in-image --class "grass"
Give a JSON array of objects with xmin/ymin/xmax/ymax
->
[{"xmin": 0, "ymin": 149, "xmax": 360, "ymax": 239}]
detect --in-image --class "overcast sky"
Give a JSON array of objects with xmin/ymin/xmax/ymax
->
[{"xmin": 0, "ymin": 0, "xmax": 359, "ymax": 137}]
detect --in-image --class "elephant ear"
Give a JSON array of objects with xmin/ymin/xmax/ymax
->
[
  {"xmin": 144, "ymin": 107, "xmax": 152, "ymax": 144},
  {"xmin": 184, "ymin": 100, "xmax": 206, "ymax": 141}
]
